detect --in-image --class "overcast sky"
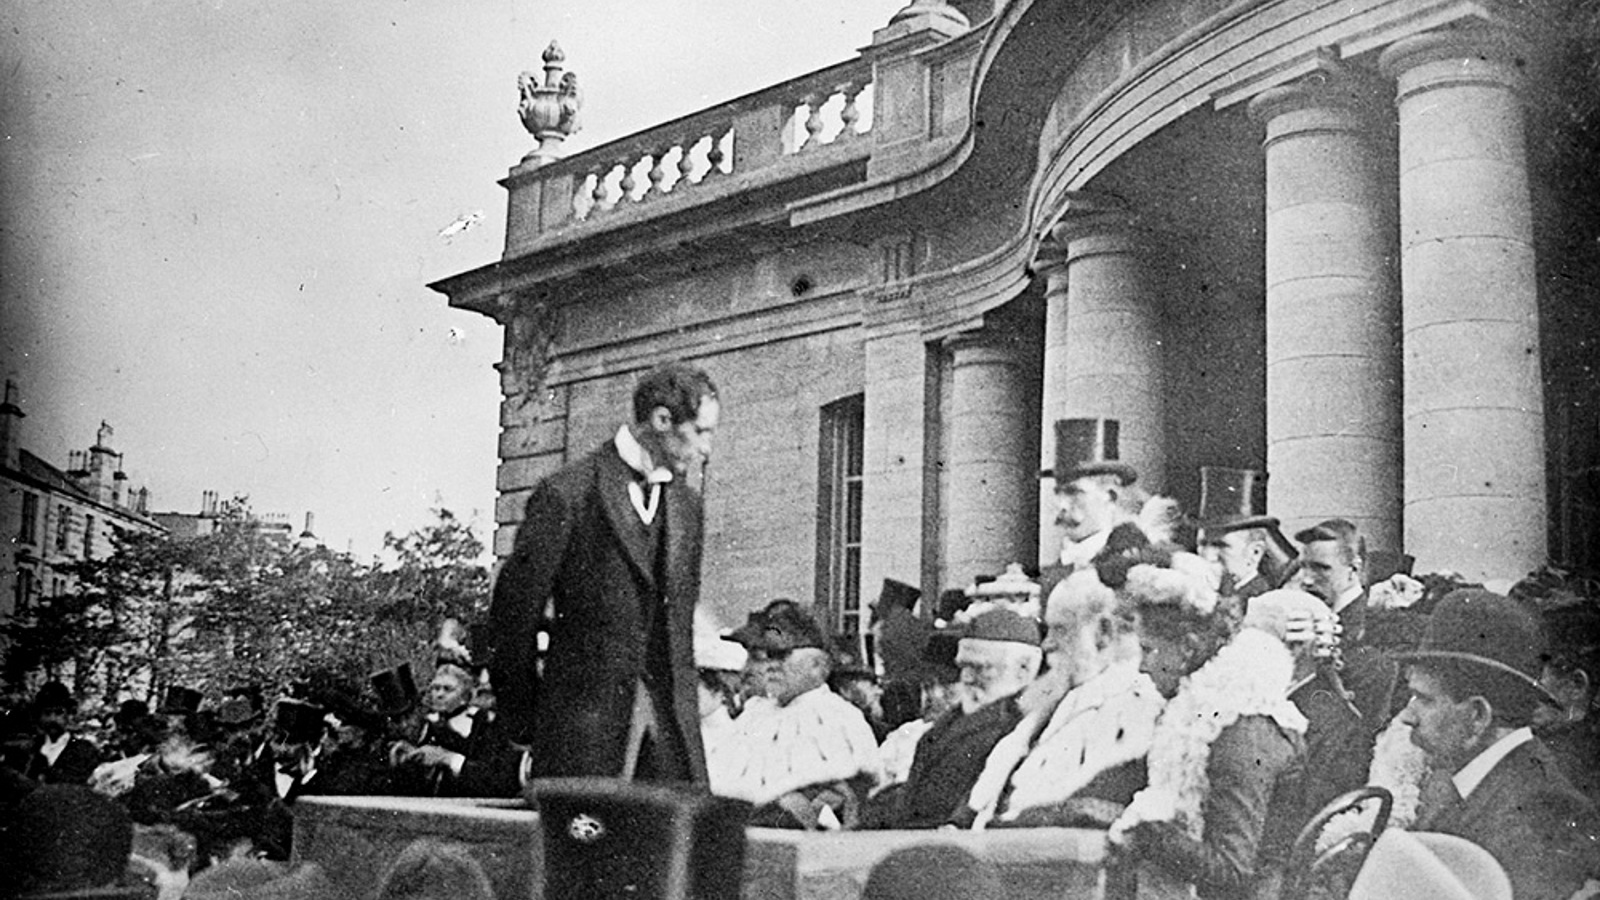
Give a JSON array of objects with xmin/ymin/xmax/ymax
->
[{"xmin": 0, "ymin": 0, "xmax": 908, "ymax": 558}]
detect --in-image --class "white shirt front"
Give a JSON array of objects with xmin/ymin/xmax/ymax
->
[
  {"xmin": 1060, "ymin": 527, "xmax": 1113, "ymax": 570},
  {"xmin": 1452, "ymin": 727, "xmax": 1533, "ymax": 800},
  {"xmin": 1332, "ymin": 583, "xmax": 1364, "ymax": 617},
  {"xmin": 615, "ymin": 426, "xmax": 674, "ymax": 524},
  {"xmin": 39, "ymin": 732, "xmax": 70, "ymax": 766}
]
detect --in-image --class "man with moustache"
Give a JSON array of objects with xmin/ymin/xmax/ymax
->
[
  {"xmin": 1037, "ymin": 419, "xmax": 1139, "ymax": 603},
  {"xmin": 488, "ymin": 362, "xmax": 721, "ymax": 785},
  {"xmin": 1399, "ymin": 589, "xmax": 1599, "ymax": 900}
]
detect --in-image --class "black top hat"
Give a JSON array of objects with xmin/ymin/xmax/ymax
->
[
  {"xmin": 319, "ymin": 690, "xmax": 386, "ymax": 735},
  {"xmin": 876, "ymin": 579, "xmax": 920, "ymax": 611},
  {"xmin": 113, "ymin": 698, "xmax": 149, "ymax": 729},
  {"xmin": 159, "ymin": 686, "xmax": 204, "ymax": 717},
  {"xmin": 33, "ymin": 681, "xmax": 74, "ymax": 714},
  {"xmin": 370, "ymin": 663, "xmax": 419, "ymax": 718},
  {"xmin": 1196, "ymin": 466, "xmax": 1278, "ymax": 536},
  {"xmin": 1394, "ymin": 589, "xmax": 1556, "ymax": 722},
  {"xmin": 1041, "ymin": 419, "xmax": 1137, "ymax": 486},
  {"xmin": 271, "ymin": 699, "xmax": 328, "ymax": 745}
]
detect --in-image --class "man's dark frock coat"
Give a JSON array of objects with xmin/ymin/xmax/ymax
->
[{"xmin": 487, "ymin": 442, "xmax": 707, "ymax": 784}]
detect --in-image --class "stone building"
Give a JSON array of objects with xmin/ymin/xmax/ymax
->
[
  {"xmin": 432, "ymin": 0, "xmax": 1599, "ymax": 648},
  {"xmin": 0, "ymin": 380, "xmax": 165, "ymax": 622}
]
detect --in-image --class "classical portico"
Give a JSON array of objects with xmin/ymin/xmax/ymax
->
[{"xmin": 434, "ymin": 0, "xmax": 1597, "ymax": 643}]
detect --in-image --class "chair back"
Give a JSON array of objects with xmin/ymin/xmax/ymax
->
[{"xmin": 1282, "ymin": 786, "xmax": 1393, "ymax": 900}]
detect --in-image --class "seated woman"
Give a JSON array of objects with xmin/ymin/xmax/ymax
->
[{"xmin": 1108, "ymin": 553, "xmax": 1309, "ymax": 900}]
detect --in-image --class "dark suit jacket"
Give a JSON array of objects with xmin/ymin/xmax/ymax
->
[
  {"xmin": 1425, "ymin": 738, "xmax": 1599, "ymax": 900},
  {"xmin": 893, "ymin": 695, "xmax": 1024, "ymax": 828},
  {"xmin": 1291, "ymin": 669, "xmax": 1370, "ymax": 817},
  {"xmin": 488, "ymin": 442, "xmax": 707, "ymax": 784},
  {"xmin": 24, "ymin": 734, "xmax": 100, "ymax": 785}
]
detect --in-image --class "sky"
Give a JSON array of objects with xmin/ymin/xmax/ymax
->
[{"xmin": 0, "ymin": 0, "xmax": 909, "ymax": 559}]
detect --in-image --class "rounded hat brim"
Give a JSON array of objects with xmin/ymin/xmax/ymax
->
[{"xmin": 1391, "ymin": 649, "xmax": 1558, "ymax": 710}]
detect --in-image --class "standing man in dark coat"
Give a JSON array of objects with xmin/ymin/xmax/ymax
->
[
  {"xmin": 488, "ymin": 362, "xmax": 720, "ymax": 784},
  {"xmin": 22, "ymin": 681, "xmax": 101, "ymax": 786}
]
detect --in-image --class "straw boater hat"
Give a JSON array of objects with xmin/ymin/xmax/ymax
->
[
  {"xmin": 1393, "ymin": 589, "xmax": 1556, "ymax": 722},
  {"xmin": 1040, "ymin": 418, "xmax": 1137, "ymax": 486}
]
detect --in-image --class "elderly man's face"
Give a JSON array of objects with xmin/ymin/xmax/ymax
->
[
  {"xmin": 1054, "ymin": 477, "xmax": 1120, "ymax": 544},
  {"xmin": 427, "ymin": 670, "xmax": 473, "ymax": 714},
  {"xmin": 1399, "ymin": 667, "xmax": 1486, "ymax": 771},
  {"xmin": 1298, "ymin": 539, "xmax": 1360, "ymax": 603},
  {"xmin": 1041, "ymin": 603, "xmax": 1099, "ymax": 689},
  {"xmin": 757, "ymin": 648, "xmax": 828, "ymax": 706},
  {"xmin": 955, "ymin": 640, "xmax": 1034, "ymax": 714}
]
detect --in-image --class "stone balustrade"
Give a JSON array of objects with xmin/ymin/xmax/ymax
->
[{"xmin": 501, "ymin": 59, "xmax": 874, "ymax": 253}]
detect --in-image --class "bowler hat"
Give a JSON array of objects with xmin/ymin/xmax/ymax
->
[
  {"xmin": 113, "ymin": 698, "xmax": 149, "ymax": 729},
  {"xmin": 33, "ymin": 680, "xmax": 74, "ymax": 714},
  {"xmin": 1394, "ymin": 589, "xmax": 1554, "ymax": 720},
  {"xmin": 370, "ymin": 663, "xmax": 419, "ymax": 718},
  {"xmin": 160, "ymin": 685, "xmax": 204, "ymax": 717},
  {"xmin": 1041, "ymin": 418, "xmax": 1137, "ymax": 486},
  {"xmin": 271, "ymin": 699, "xmax": 328, "ymax": 745}
]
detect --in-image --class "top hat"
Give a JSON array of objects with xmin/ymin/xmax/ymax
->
[
  {"xmin": 370, "ymin": 663, "xmax": 419, "ymax": 718},
  {"xmin": 1041, "ymin": 418, "xmax": 1137, "ymax": 486},
  {"xmin": 1196, "ymin": 466, "xmax": 1279, "ymax": 538},
  {"xmin": 1394, "ymin": 589, "xmax": 1555, "ymax": 720},
  {"xmin": 1364, "ymin": 549, "xmax": 1416, "ymax": 586},
  {"xmin": 965, "ymin": 563, "xmax": 1041, "ymax": 601},
  {"xmin": 319, "ymin": 690, "xmax": 386, "ymax": 735},
  {"xmin": 113, "ymin": 698, "xmax": 149, "ymax": 729},
  {"xmin": 160, "ymin": 686, "xmax": 204, "ymax": 717},
  {"xmin": 876, "ymin": 579, "xmax": 921, "ymax": 612},
  {"xmin": 271, "ymin": 699, "xmax": 328, "ymax": 745}
]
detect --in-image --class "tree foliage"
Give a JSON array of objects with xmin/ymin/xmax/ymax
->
[{"xmin": 2, "ymin": 505, "xmax": 491, "ymax": 703}]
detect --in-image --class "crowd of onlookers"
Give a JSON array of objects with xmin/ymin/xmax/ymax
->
[{"xmin": 3, "ymin": 511, "xmax": 1598, "ymax": 899}]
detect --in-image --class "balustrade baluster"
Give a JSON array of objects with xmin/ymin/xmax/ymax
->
[
  {"xmin": 591, "ymin": 168, "xmax": 609, "ymax": 213},
  {"xmin": 801, "ymin": 94, "xmax": 826, "ymax": 151},
  {"xmin": 840, "ymin": 82, "xmax": 864, "ymax": 139},
  {"xmin": 678, "ymin": 140, "xmax": 697, "ymax": 185},
  {"xmin": 648, "ymin": 150, "xmax": 669, "ymax": 196},
  {"xmin": 618, "ymin": 159, "xmax": 637, "ymax": 203},
  {"xmin": 707, "ymin": 130, "xmax": 727, "ymax": 177}
]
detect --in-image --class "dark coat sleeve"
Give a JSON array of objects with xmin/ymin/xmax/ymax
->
[
  {"xmin": 1142, "ymin": 716, "xmax": 1305, "ymax": 898},
  {"xmin": 486, "ymin": 476, "xmax": 576, "ymax": 745}
]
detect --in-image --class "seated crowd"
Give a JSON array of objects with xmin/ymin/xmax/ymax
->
[{"xmin": 3, "ymin": 499, "xmax": 1599, "ymax": 898}]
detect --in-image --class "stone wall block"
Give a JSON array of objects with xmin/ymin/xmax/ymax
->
[
  {"xmin": 1265, "ymin": 278, "xmax": 1397, "ymax": 358},
  {"xmin": 1269, "ymin": 434, "xmax": 1402, "ymax": 549},
  {"xmin": 1405, "ymin": 407, "xmax": 1545, "ymax": 501},
  {"xmin": 1404, "ymin": 494, "xmax": 1547, "ymax": 583},
  {"xmin": 1266, "ymin": 204, "xmax": 1390, "ymax": 286}
]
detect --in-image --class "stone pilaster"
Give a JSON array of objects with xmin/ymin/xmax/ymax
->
[
  {"xmin": 860, "ymin": 326, "xmax": 929, "ymax": 606},
  {"xmin": 1038, "ymin": 204, "xmax": 1166, "ymax": 543},
  {"xmin": 944, "ymin": 329, "xmax": 1034, "ymax": 583},
  {"xmin": 1380, "ymin": 27, "xmax": 1546, "ymax": 581},
  {"xmin": 1248, "ymin": 68, "xmax": 1401, "ymax": 551}
]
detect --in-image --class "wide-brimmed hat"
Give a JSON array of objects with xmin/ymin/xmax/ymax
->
[
  {"xmin": 370, "ymin": 663, "xmax": 419, "ymax": 718},
  {"xmin": 1040, "ymin": 418, "xmax": 1137, "ymax": 486},
  {"xmin": 1393, "ymin": 589, "xmax": 1555, "ymax": 719},
  {"xmin": 159, "ymin": 685, "xmax": 204, "ymax": 717},
  {"xmin": 1348, "ymin": 829, "xmax": 1511, "ymax": 900},
  {"xmin": 744, "ymin": 603, "xmax": 831, "ymax": 655}
]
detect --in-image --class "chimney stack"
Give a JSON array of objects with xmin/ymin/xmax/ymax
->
[{"xmin": 0, "ymin": 379, "xmax": 24, "ymax": 471}]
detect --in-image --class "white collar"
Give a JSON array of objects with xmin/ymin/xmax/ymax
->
[
  {"xmin": 39, "ymin": 731, "xmax": 71, "ymax": 764},
  {"xmin": 1332, "ymin": 584, "xmax": 1363, "ymax": 616},
  {"xmin": 1452, "ymin": 727, "xmax": 1533, "ymax": 800},
  {"xmin": 1059, "ymin": 528, "xmax": 1112, "ymax": 568},
  {"xmin": 615, "ymin": 426, "xmax": 674, "ymax": 485}
]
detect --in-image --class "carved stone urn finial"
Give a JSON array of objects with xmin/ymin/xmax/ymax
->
[
  {"xmin": 888, "ymin": 0, "xmax": 969, "ymax": 29},
  {"xmin": 518, "ymin": 41, "xmax": 582, "ymax": 166}
]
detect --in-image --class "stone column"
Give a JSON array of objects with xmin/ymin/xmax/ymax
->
[
  {"xmin": 1249, "ymin": 68, "xmax": 1401, "ymax": 552},
  {"xmin": 1037, "ymin": 206, "xmax": 1165, "ymax": 560},
  {"xmin": 945, "ymin": 329, "xmax": 1034, "ymax": 583},
  {"xmin": 1380, "ymin": 27, "xmax": 1546, "ymax": 581}
]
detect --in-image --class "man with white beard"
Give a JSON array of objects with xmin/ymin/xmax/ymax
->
[{"xmin": 957, "ymin": 567, "xmax": 1164, "ymax": 829}]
